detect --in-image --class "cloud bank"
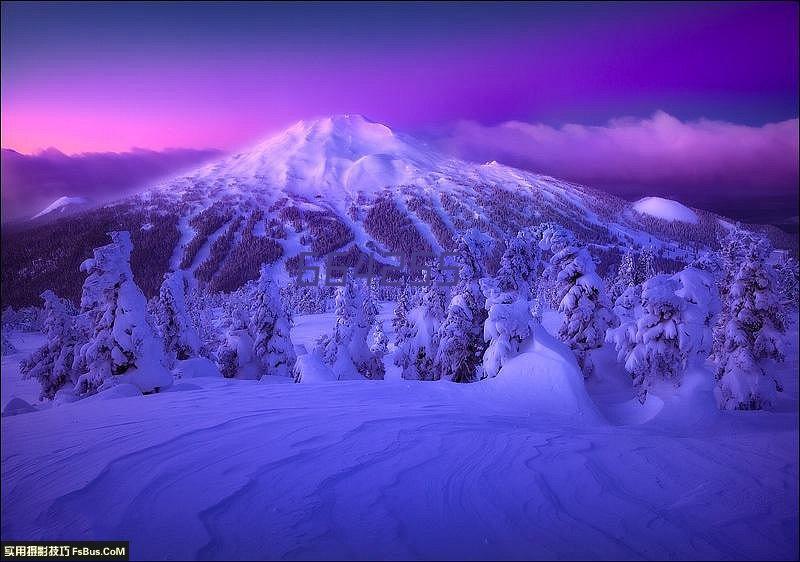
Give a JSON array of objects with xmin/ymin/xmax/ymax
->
[
  {"xmin": 1, "ymin": 147, "xmax": 222, "ymax": 221},
  {"xmin": 429, "ymin": 112, "xmax": 799, "ymax": 227}
]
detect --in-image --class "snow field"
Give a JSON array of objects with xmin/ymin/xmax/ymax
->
[{"xmin": 2, "ymin": 314, "xmax": 797, "ymax": 560}]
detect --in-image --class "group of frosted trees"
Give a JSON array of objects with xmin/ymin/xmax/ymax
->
[
  {"xmin": 215, "ymin": 265, "xmax": 297, "ymax": 381},
  {"xmin": 21, "ymin": 231, "xmax": 173, "ymax": 399},
  {"xmin": 15, "ymin": 219, "xmax": 794, "ymax": 411},
  {"xmin": 392, "ymin": 225, "xmax": 614, "ymax": 384},
  {"xmin": 390, "ymin": 223, "xmax": 791, "ymax": 410},
  {"xmin": 20, "ymin": 230, "xmax": 298, "ymax": 401},
  {"xmin": 312, "ymin": 276, "xmax": 385, "ymax": 380},
  {"xmin": 604, "ymin": 228, "xmax": 789, "ymax": 408}
]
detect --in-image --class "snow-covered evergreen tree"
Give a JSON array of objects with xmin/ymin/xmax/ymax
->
[
  {"xmin": 481, "ymin": 280, "xmax": 534, "ymax": 379},
  {"xmin": 623, "ymin": 274, "xmax": 691, "ymax": 403},
  {"xmin": 672, "ymin": 255, "xmax": 721, "ymax": 365},
  {"xmin": 639, "ymin": 246, "xmax": 656, "ymax": 280},
  {"xmin": 391, "ymin": 283, "xmax": 416, "ymax": 373},
  {"xmin": 434, "ymin": 229, "xmax": 493, "ymax": 382},
  {"xmin": 393, "ymin": 261, "xmax": 451, "ymax": 381},
  {"xmin": 371, "ymin": 321, "xmax": 389, "ymax": 355},
  {"xmin": 185, "ymin": 287, "xmax": 220, "ymax": 359},
  {"xmin": 421, "ymin": 261, "xmax": 449, "ymax": 326},
  {"xmin": 539, "ymin": 224, "xmax": 614, "ymax": 376},
  {"xmin": 316, "ymin": 276, "xmax": 357, "ymax": 365},
  {"xmin": 155, "ymin": 270, "xmax": 200, "ymax": 365},
  {"xmin": 481, "ymin": 228, "xmax": 542, "ymax": 378},
  {"xmin": 317, "ymin": 274, "xmax": 384, "ymax": 379},
  {"xmin": 714, "ymin": 235, "xmax": 786, "ymax": 410},
  {"xmin": 20, "ymin": 291, "xmax": 80, "ymax": 400},
  {"xmin": 73, "ymin": 231, "xmax": 171, "ymax": 396},
  {"xmin": 605, "ymin": 284, "xmax": 641, "ymax": 367},
  {"xmin": 774, "ymin": 255, "xmax": 799, "ymax": 308},
  {"xmin": 216, "ymin": 287, "xmax": 260, "ymax": 379},
  {"xmin": 250, "ymin": 265, "xmax": 296, "ymax": 380},
  {"xmin": 609, "ymin": 249, "xmax": 639, "ymax": 303}
]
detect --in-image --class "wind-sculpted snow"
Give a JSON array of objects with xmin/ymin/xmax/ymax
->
[{"xmin": 1, "ymin": 377, "xmax": 797, "ymax": 560}]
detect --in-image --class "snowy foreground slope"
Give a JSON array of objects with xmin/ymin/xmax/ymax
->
[{"xmin": 2, "ymin": 317, "xmax": 798, "ymax": 561}]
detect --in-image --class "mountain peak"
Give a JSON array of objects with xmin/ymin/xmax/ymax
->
[
  {"xmin": 278, "ymin": 113, "xmax": 397, "ymax": 148},
  {"xmin": 193, "ymin": 115, "xmax": 443, "ymax": 201},
  {"xmin": 31, "ymin": 196, "xmax": 89, "ymax": 220}
]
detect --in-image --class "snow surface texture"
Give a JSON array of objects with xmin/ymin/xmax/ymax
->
[
  {"xmin": 633, "ymin": 196, "xmax": 699, "ymax": 224},
  {"xmin": 2, "ymin": 315, "xmax": 797, "ymax": 560}
]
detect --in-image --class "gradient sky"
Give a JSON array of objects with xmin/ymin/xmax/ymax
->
[{"xmin": 2, "ymin": 1, "xmax": 798, "ymax": 153}]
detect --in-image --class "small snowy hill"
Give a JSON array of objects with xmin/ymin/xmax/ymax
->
[
  {"xmin": 633, "ymin": 196, "xmax": 699, "ymax": 224},
  {"xmin": 31, "ymin": 196, "xmax": 89, "ymax": 220}
]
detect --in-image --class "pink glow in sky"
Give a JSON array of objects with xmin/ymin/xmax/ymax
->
[
  {"xmin": 1, "ymin": 2, "xmax": 797, "ymax": 227},
  {"xmin": 2, "ymin": 2, "xmax": 797, "ymax": 153}
]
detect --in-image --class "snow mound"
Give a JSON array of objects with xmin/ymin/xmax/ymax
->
[
  {"xmin": 485, "ymin": 326, "xmax": 603, "ymax": 424},
  {"xmin": 633, "ymin": 196, "xmax": 698, "ymax": 223},
  {"xmin": 293, "ymin": 353, "xmax": 337, "ymax": 383},
  {"xmin": 31, "ymin": 196, "xmax": 88, "ymax": 219},
  {"xmin": 2, "ymin": 397, "xmax": 36, "ymax": 417},
  {"xmin": 173, "ymin": 357, "xmax": 222, "ymax": 379},
  {"xmin": 88, "ymin": 383, "xmax": 142, "ymax": 401}
]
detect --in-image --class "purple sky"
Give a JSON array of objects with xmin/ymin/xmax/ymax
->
[{"xmin": 1, "ymin": 2, "xmax": 798, "ymax": 225}]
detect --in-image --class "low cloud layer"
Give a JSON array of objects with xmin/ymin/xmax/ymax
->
[
  {"xmin": 429, "ymin": 112, "xmax": 799, "ymax": 227},
  {"xmin": 1, "ymin": 147, "xmax": 222, "ymax": 221}
]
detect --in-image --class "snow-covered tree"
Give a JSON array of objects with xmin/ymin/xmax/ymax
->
[
  {"xmin": 774, "ymin": 255, "xmax": 799, "ymax": 308},
  {"xmin": 317, "ymin": 274, "xmax": 384, "ymax": 379},
  {"xmin": 672, "ymin": 255, "xmax": 721, "ymax": 365},
  {"xmin": 481, "ymin": 228, "xmax": 542, "ymax": 378},
  {"xmin": 605, "ymin": 284, "xmax": 640, "ymax": 367},
  {"xmin": 714, "ymin": 226, "xmax": 746, "ymax": 308},
  {"xmin": 250, "ymin": 265, "xmax": 296, "ymax": 380},
  {"xmin": 155, "ymin": 271, "xmax": 200, "ymax": 364},
  {"xmin": 714, "ymin": 235, "xmax": 786, "ymax": 410},
  {"xmin": 481, "ymin": 280, "xmax": 535, "ymax": 379},
  {"xmin": 609, "ymin": 249, "xmax": 639, "ymax": 304},
  {"xmin": 623, "ymin": 274, "xmax": 691, "ymax": 403},
  {"xmin": 639, "ymin": 246, "xmax": 656, "ymax": 279},
  {"xmin": 217, "ymin": 346, "xmax": 239, "ymax": 379},
  {"xmin": 371, "ymin": 321, "xmax": 389, "ymax": 356},
  {"xmin": 393, "ymin": 261, "xmax": 451, "ymax": 381},
  {"xmin": 185, "ymin": 287, "xmax": 221, "ymax": 359},
  {"xmin": 216, "ymin": 287, "xmax": 260, "ymax": 379},
  {"xmin": 421, "ymin": 260, "xmax": 449, "ymax": 326},
  {"xmin": 539, "ymin": 224, "xmax": 614, "ymax": 376},
  {"xmin": 73, "ymin": 231, "xmax": 171, "ymax": 396},
  {"xmin": 434, "ymin": 229, "xmax": 493, "ymax": 382},
  {"xmin": 316, "ymin": 277, "xmax": 357, "ymax": 365},
  {"xmin": 391, "ymin": 283, "xmax": 416, "ymax": 371},
  {"xmin": 20, "ymin": 291, "xmax": 80, "ymax": 400}
]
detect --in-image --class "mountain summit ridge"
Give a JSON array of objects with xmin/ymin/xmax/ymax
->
[{"xmin": 190, "ymin": 114, "xmax": 447, "ymax": 200}]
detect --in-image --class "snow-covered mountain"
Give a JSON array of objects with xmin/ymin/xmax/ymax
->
[
  {"xmin": 30, "ymin": 195, "xmax": 90, "ymax": 220},
  {"xmin": 1, "ymin": 114, "xmax": 794, "ymax": 308}
]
